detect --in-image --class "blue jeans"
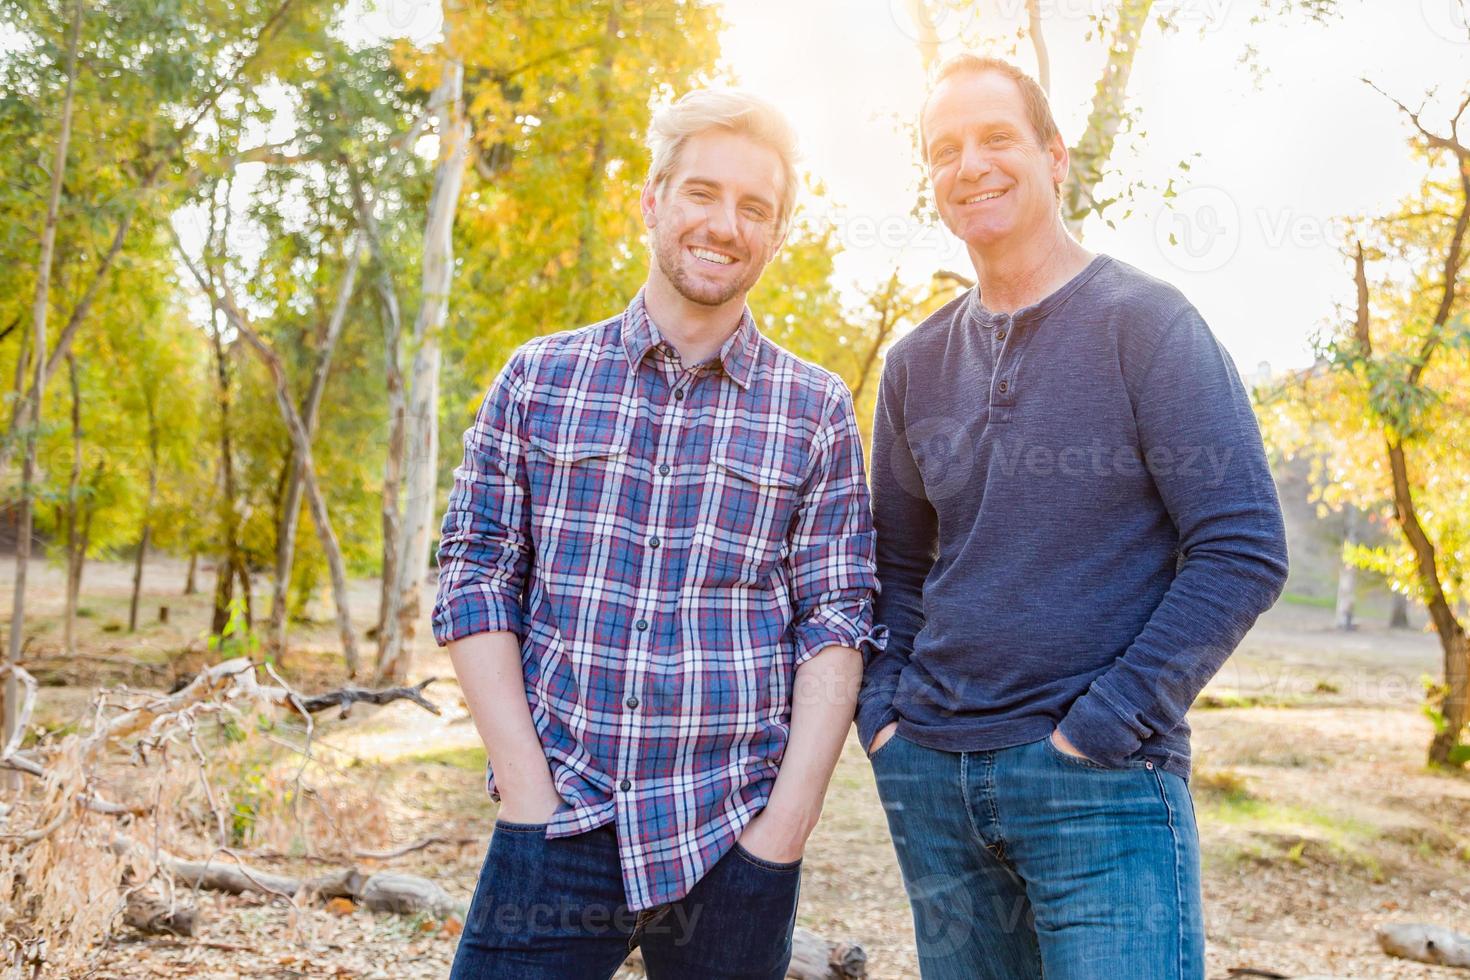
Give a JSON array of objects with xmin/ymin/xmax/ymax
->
[
  {"xmin": 449, "ymin": 822, "xmax": 801, "ymax": 979},
  {"xmin": 872, "ymin": 732, "xmax": 1204, "ymax": 979}
]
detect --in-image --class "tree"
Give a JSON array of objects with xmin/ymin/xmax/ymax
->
[
  {"xmin": 4, "ymin": 0, "xmax": 80, "ymax": 762},
  {"xmin": 1261, "ymin": 81, "xmax": 1470, "ymax": 767}
]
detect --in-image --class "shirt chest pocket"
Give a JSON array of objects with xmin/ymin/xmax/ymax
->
[
  {"xmin": 690, "ymin": 441, "xmax": 806, "ymax": 590},
  {"xmin": 524, "ymin": 425, "xmax": 634, "ymax": 567}
]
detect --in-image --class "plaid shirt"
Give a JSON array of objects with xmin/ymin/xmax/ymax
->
[{"xmin": 433, "ymin": 292, "xmax": 881, "ymax": 911}]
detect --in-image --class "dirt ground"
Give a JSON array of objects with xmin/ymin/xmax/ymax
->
[{"xmin": 5, "ymin": 556, "xmax": 1470, "ymax": 979}]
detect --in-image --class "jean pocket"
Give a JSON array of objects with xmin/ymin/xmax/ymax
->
[
  {"xmin": 493, "ymin": 818, "xmax": 549, "ymax": 833},
  {"xmin": 1043, "ymin": 732, "xmax": 1122, "ymax": 771},
  {"xmin": 733, "ymin": 842, "xmax": 802, "ymax": 873},
  {"xmin": 868, "ymin": 730, "xmax": 905, "ymax": 762}
]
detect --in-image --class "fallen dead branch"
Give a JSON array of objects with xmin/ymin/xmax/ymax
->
[
  {"xmin": 110, "ymin": 836, "xmax": 460, "ymax": 918},
  {"xmin": 0, "ymin": 657, "xmax": 448, "ymax": 976}
]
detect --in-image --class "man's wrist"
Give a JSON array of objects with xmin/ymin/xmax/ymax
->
[{"xmin": 759, "ymin": 794, "xmax": 822, "ymax": 838}]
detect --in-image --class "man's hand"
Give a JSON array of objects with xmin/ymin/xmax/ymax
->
[
  {"xmin": 868, "ymin": 721, "xmax": 899, "ymax": 757},
  {"xmin": 1049, "ymin": 728, "xmax": 1095, "ymax": 762},
  {"xmin": 737, "ymin": 803, "xmax": 812, "ymax": 865}
]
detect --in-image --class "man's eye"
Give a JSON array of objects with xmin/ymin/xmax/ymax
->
[
  {"xmin": 988, "ymin": 134, "xmax": 1011, "ymax": 146},
  {"xmin": 743, "ymin": 207, "xmax": 769, "ymax": 220}
]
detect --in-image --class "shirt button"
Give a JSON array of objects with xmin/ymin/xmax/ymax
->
[
  {"xmin": 626, "ymin": 696, "xmax": 639, "ymax": 709},
  {"xmin": 674, "ymin": 389, "xmax": 685, "ymax": 401},
  {"xmin": 996, "ymin": 329, "xmax": 1007, "ymax": 342},
  {"xmin": 658, "ymin": 463, "xmax": 670, "ymax": 476},
  {"xmin": 648, "ymin": 536, "xmax": 660, "ymax": 548},
  {"xmin": 998, "ymin": 380, "xmax": 1009, "ymax": 393},
  {"xmin": 635, "ymin": 619, "xmax": 648, "ymax": 631},
  {"xmin": 619, "ymin": 779, "xmax": 632, "ymax": 791}
]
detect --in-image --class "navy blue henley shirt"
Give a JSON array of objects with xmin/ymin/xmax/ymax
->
[{"xmin": 855, "ymin": 254, "xmax": 1289, "ymax": 780}]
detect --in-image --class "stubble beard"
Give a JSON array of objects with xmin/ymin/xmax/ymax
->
[{"xmin": 653, "ymin": 228, "xmax": 758, "ymax": 308}]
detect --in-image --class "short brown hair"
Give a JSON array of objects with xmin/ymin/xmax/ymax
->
[
  {"xmin": 920, "ymin": 55, "xmax": 1064, "ymax": 202},
  {"xmin": 921, "ymin": 54, "xmax": 1061, "ymax": 159}
]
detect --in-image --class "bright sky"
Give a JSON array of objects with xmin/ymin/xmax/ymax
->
[
  {"xmin": 718, "ymin": 0, "xmax": 1470, "ymax": 373},
  {"xmin": 348, "ymin": 0, "xmax": 1470, "ymax": 373}
]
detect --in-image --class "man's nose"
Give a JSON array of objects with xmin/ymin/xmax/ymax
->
[
  {"xmin": 957, "ymin": 143, "xmax": 990, "ymax": 183},
  {"xmin": 705, "ymin": 200, "xmax": 737, "ymax": 241}
]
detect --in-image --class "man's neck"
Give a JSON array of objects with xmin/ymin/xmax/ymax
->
[
  {"xmin": 641, "ymin": 275, "xmax": 747, "ymax": 367},
  {"xmin": 967, "ymin": 221, "xmax": 1093, "ymax": 315}
]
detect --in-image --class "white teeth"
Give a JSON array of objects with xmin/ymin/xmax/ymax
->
[
  {"xmin": 962, "ymin": 190, "xmax": 1006, "ymax": 204},
  {"xmin": 690, "ymin": 247, "xmax": 734, "ymax": 265}
]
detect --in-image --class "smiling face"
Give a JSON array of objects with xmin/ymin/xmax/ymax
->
[
  {"xmin": 641, "ymin": 129, "xmax": 788, "ymax": 311},
  {"xmin": 922, "ymin": 69, "xmax": 1068, "ymax": 255}
]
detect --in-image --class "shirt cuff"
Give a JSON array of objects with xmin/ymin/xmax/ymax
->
[
  {"xmin": 855, "ymin": 696, "xmax": 899, "ymax": 758},
  {"xmin": 1057, "ymin": 687, "xmax": 1147, "ymax": 769},
  {"xmin": 431, "ymin": 584, "xmax": 524, "ymax": 646},
  {"xmin": 792, "ymin": 601, "xmax": 886, "ymax": 668}
]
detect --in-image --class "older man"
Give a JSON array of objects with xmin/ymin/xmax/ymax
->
[
  {"xmin": 857, "ymin": 55, "xmax": 1288, "ymax": 979},
  {"xmin": 434, "ymin": 89, "xmax": 880, "ymax": 979}
]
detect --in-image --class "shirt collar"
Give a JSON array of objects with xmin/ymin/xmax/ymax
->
[{"xmin": 620, "ymin": 290, "xmax": 759, "ymax": 390}]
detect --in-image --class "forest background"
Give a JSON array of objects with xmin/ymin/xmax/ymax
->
[{"xmin": 2, "ymin": 0, "xmax": 1470, "ymax": 976}]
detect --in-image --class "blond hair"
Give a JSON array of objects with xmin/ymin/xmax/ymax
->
[{"xmin": 646, "ymin": 88, "xmax": 800, "ymax": 231}]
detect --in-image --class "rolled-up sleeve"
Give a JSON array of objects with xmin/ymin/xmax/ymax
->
[
  {"xmin": 431, "ymin": 351, "xmax": 534, "ymax": 646},
  {"xmin": 786, "ymin": 381, "xmax": 885, "ymax": 667}
]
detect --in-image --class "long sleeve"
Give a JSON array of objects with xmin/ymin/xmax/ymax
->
[
  {"xmin": 1057, "ymin": 310, "xmax": 1289, "ymax": 767},
  {"xmin": 785, "ymin": 382, "xmax": 883, "ymax": 666},
  {"xmin": 856, "ymin": 357, "xmax": 939, "ymax": 754},
  {"xmin": 432, "ymin": 350, "xmax": 535, "ymax": 645}
]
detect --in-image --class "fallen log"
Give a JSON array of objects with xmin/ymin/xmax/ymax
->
[
  {"xmin": 123, "ymin": 891, "xmax": 199, "ymax": 938},
  {"xmin": 111, "ymin": 837, "xmax": 459, "ymax": 918},
  {"xmin": 789, "ymin": 926, "xmax": 867, "ymax": 979},
  {"xmin": 1378, "ymin": 922, "xmax": 1470, "ymax": 968}
]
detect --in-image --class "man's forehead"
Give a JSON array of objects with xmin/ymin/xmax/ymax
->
[
  {"xmin": 923, "ymin": 71, "xmax": 1029, "ymax": 134},
  {"xmin": 669, "ymin": 132, "xmax": 783, "ymax": 196}
]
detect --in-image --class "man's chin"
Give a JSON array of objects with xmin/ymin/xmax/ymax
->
[{"xmin": 672, "ymin": 272, "xmax": 746, "ymax": 308}]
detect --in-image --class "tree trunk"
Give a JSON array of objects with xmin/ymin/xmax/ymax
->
[
  {"xmin": 176, "ymin": 247, "xmax": 361, "ymax": 676},
  {"xmin": 209, "ymin": 317, "xmax": 242, "ymax": 637},
  {"xmin": 1026, "ymin": 0, "xmax": 1050, "ymax": 94},
  {"xmin": 5, "ymin": 0, "xmax": 82, "ymax": 757},
  {"xmin": 1334, "ymin": 507, "xmax": 1359, "ymax": 631},
  {"xmin": 1390, "ymin": 591, "xmax": 1411, "ymax": 629},
  {"xmin": 63, "ymin": 354, "xmax": 84, "ymax": 655},
  {"xmin": 1387, "ymin": 437, "xmax": 1470, "ymax": 766},
  {"xmin": 1060, "ymin": 0, "xmax": 1154, "ymax": 236},
  {"xmin": 268, "ymin": 233, "xmax": 364, "ymax": 660},
  {"xmin": 377, "ymin": 56, "xmax": 469, "ymax": 684},
  {"xmin": 129, "ymin": 396, "xmax": 160, "ymax": 632}
]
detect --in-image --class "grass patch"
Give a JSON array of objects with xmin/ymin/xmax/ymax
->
[
  {"xmin": 1193, "ymin": 690, "xmax": 1301, "ymax": 710},
  {"xmin": 1193, "ymin": 767, "xmax": 1253, "ymax": 803},
  {"xmin": 1280, "ymin": 592, "xmax": 1335, "ymax": 609},
  {"xmin": 397, "ymin": 746, "xmax": 488, "ymax": 771}
]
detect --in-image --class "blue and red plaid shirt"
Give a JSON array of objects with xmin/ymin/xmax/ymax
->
[{"xmin": 432, "ymin": 292, "xmax": 881, "ymax": 910}]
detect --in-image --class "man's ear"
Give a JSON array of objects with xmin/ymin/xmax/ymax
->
[
  {"xmin": 640, "ymin": 180, "xmax": 659, "ymax": 229},
  {"xmin": 1049, "ymin": 131, "xmax": 1070, "ymax": 187}
]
